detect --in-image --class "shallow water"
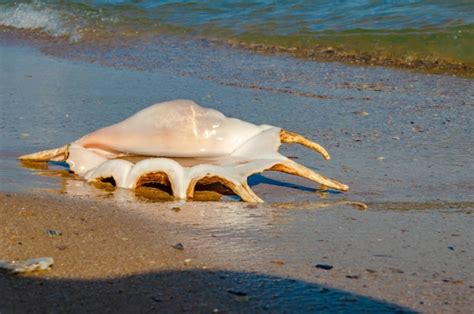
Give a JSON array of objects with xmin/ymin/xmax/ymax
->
[{"xmin": 1, "ymin": 0, "xmax": 473, "ymax": 74}]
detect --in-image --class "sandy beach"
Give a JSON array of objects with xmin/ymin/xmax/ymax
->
[
  {"xmin": 1, "ymin": 30, "xmax": 473, "ymax": 313},
  {"xmin": 1, "ymin": 191, "xmax": 472, "ymax": 313}
]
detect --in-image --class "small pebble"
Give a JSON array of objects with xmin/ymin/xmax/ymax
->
[
  {"xmin": 47, "ymin": 230, "xmax": 62, "ymax": 237},
  {"xmin": 183, "ymin": 259, "xmax": 192, "ymax": 265},
  {"xmin": 315, "ymin": 264, "xmax": 333, "ymax": 270},
  {"xmin": 227, "ymin": 290, "xmax": 249, "ymax": 302},
  {"xmin": 412, "ymin": 125, "xmax": 424, "ymax": 133},
  {"xmin": 171, "ymin": 207, "xmax": 181, "ymax": 212},
  {"xmin": 346, "ymin": 275, "xmax": 359, "ymax": 279},
  {"xmin": 172, "ymin": 243, "xmax": 184, "ymax": 250},
  {"xmin": 354, "ymin": 111, "xmax": 369, "ymax": 116},
  {"xmin": 324, "ymin": 47, "xmax": 335, "ymax": 53},
  {"xmin": 389, "ymin": 268, "xmax": 404, "ymax": 274},
  {"xmin": 270, "ymin": 260, "xmax": 285, "ymax": 266}
]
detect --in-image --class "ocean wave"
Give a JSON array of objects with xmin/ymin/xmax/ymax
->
[
  {"xmin": 1, "ymin": 0, "xmax": 472, "ymax": 76},
  {"xmin": 0, "ymin": 2, "xmax": 81, "ymax": 41}
]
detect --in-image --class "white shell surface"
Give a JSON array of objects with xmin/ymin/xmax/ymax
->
[
  {"xmin": 67, "ymin": 143, "xmax": 107, "ymax": 176},
  {"xmin": 76, "ymin": 99, "xmax": 271, "ymax": 158},
  {"xmin": 70, "ymin": 127, "xmax": 289, "ymax": 202},
  {"xmin": 62, "ymin": 102, "xmax": 291, "ymax": 202}
]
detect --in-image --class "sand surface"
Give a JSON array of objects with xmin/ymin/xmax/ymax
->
[
  {"xmin": 1, "ymin": 192, "xmax": 472, "ymax": 313},
  {"xmin": 1, "ymin": 41, "xmax": 473, "ymax": 313}
]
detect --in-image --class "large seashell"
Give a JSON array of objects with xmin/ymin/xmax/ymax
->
[{"xmin": 19, "ymin": 99, "xmax": 348, "ymax": 202}]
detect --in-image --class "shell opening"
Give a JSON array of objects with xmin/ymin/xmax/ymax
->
[
  {"xmin": 100, "ymin": 177, "xmax": 116, "ymax": 187},
  {"xmin": 90, "ymin": 176, "xmax": 117, "ymax": 191},
  {"xmin": 135, "ymin": 172, "xmax": 174, "ymax": 196},
  {"xmin": 188, "ymin": 176, "xmax": 236, "ymax": 198}
]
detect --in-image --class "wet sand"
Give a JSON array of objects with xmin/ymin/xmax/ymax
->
[
  {"xmin": 1, "ymin": 41, "xmax": 473, "ymax": 312},
  {"xmin": 1, "ymin": 192, "xmax": 472, "ymax": 313}
]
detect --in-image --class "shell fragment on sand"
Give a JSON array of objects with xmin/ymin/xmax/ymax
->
[
  {"xmin": 0, "ymin": 257, "xmax": 54, "ymax": 274},
  {"xmin": 19, "ymin": 100, "xmax": 348, "ymax": 202}
]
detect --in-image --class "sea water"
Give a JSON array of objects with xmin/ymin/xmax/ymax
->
[{"xmin": 1, "ymin": 0, "xmax": 473, "ymax": 70}]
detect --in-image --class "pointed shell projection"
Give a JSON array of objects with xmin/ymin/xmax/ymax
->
[{"xmin": 19, "ymin": 100, "xmax": 348, "ymax": 202}]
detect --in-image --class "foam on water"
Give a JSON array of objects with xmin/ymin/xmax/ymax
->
[{"xmin": 0, "ymin": 2, "xmax": 81, "ymax": 41}]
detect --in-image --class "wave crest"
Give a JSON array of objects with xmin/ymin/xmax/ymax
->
[{"xmin": 0, "ymin": 3, "xmax": 80, "ymax": 41}]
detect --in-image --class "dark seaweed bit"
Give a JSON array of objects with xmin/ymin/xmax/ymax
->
[{"xmin": 315, "ymin": 264, "xmax": 333, "ymax": 270}]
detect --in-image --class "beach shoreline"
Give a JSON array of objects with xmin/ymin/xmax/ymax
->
[{"xmin": 2, "ymin": 25, "xmax": 474, "ymax": 79}]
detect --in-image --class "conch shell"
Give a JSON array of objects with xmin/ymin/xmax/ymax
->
[{"xmin": 19, "ymin": 100, "xmax": 348, "ymax": 202}]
